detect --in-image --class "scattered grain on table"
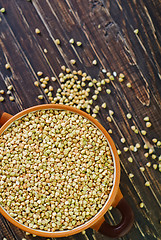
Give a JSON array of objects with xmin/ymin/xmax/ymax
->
[
  {"xmin": 92, "ymin": 60, "xmax": 97, "ymax": 65},
  {"xmin": 106, "ymin": 89, "xmax": 111, "ymax": 94},
  {"xmin": 102, "ymin": 69, "xmax": 106, "ymax": 73},
  {"xmin": 131, "ymin": 126, "xmax": 136, "ymax": 131},
  {"xmin": 120, "ymin": 137, "xmax": 126, "ymax": 143},
  {"xmin": 109, "ymin": 110, "xmax": 114, "ymax": 116},
  {"xmin": 25, "ymin": 232, "xmax": 30, "ymax": 235},
  {"xmin": 9, "ymin": 96, "xmax": 14, "ymax": 101},
  {"xmin": 37, "ymin": 71, "xmax": 43, "ymax": 76},
  {"xmin": 117, "ymin": 150, "xmax": 121, "ymax": 155},
  {"xmin": 70, "ymin": 59, "xmax": 76, "ymax": 65},
  {"xmin": 108, "ymin": 129, "xmax": 112, "ymax": 134},
  {"xmin": 149, "ymin": 148, "xmax": 154, "ymax": 154},
  {"xmin": 106, "ymin": 72, "xmax": 111, "ymax": 77},
  {"xmin": 123, "ymin": 147, "xmax": 129, "ymax": 152},
  {"xmin": 7, "ymin": 90, "xmax": 11, "ymax": 95},
  {"xmin": 55, "ymin": 39, "xmax": 60, "ymax": 45},
  {"xmin": 69, "ymin": 38, "xmax": 74, "ymax": 44},
  {"xmin": 51, "ymin": 77, "xmax": 56, "ymax": 81},
  {"xmin": 127, "ymin": 113, "xmax": 132, "ymax": 119},
  {"xmin": 105, "ymin": 78, "xmax": 110, "ymax": 83},
  {"xmin": 5, "ymin": 63, "xmax": 10, "ymax": 69},
  {"xmin": 135, "ymin": 143, "xmax": 141, "ymax": 149},
  {"xmin": 38, "ymin": 95, "xmax": 44, "ymax": 99},
  {"xmin": 0, "ymin": 8, "xmax": 5, "ymax": 13},
  {"xmin": 34, "ymin": 81, "xmax": 39, "ymax": 87},
  {"xmin": 119, "ymin": 77, "xmax": 124, "ymax": 82},
  {"xmin": 134, "ymin": 29, "xmax": 139, "ymax": 34},
  {"xmin": 153, "ymin": 164, "xmax": 157, "ymax": 170},
  {"xmin": 126, "ymin": 82, "xmax": 132, "ymax": 88},
  {"xmin": 35, "ymin": 28, "xmax": 41, "ymax": 34},
  {"xmin": 128, "ymin": 157, "xmax": 133, "ymax": 163},
  {"xmin": 143, "ymin": 116, "xmax": 149, "ymax": 122},
  {"xmin": 152, "ymin": 138, "xmax": 157, "ymax": 143},
  {"xmin": 0, "ymin": 96, "xmax": 4, "ymax": 102},
  {"xmin": 109, "ymin": 75, "xmax": 114, "ymax": 81},
  {"xmin": 139, "ymin": 202, "xmax": 144, "ymax": 208},
  {"xmin": 119, "ymin": 72, "xmax": 124, "ymax": 78},
  {"xmin": 76, "ymin": 41, "xmax": 82, "ymax": 46},
  {"xmin": 107, "ymin": 116, "xmax": 112, "ymax": 122},
  {"xmin": 146, "ymin": 122, "xmax": 152, "ymax": 128},
  {"xmin": 152, "ymin": 154, "xmax": 156, "ymax": 159},
  {"xmin": 144, "ymin": 144, "xmax": 149, "ymax": 149},
  {"xmin": 140, "ymin": 167, "xmax": 145, "ymax": 172},
  {"xmin": 92, "ymin": 95, "xmax": 97, "ymax": 100},
  {"xmin": 102, "ymin": 103, "xmax": 106, "ymax": 108},
  {"xmin": 7, "ymin": 85, "xmax": 13, "ymax": 91},
  {"xmin": 146, "ymin": 160, "xmax": 151, "ymax": 168},
  {"xmin": 130, "ymin": 145, "xmax": 134, "ymax": 151},
  {"xmin": 129, "ymin": 173, "xmax": 134, "ymax": 178},
  {"xmin": 144, "ymin": 152, "xmax": 149, "ymax": 158},
  {"xmin": 141, "ymin": 130, "xmax": 147, "ymax": 135},
  {"xmin": 145, "ymin": 181, "xmax": 150, "ymax": 187},
  {"xmin": 113, "ymin": 71, "xmax": 117, "ymax": 77}
]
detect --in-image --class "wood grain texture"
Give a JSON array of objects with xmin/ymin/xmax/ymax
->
[{"xmin": 0, "ymin": 0, "xmax": 161, "ymax": 239}]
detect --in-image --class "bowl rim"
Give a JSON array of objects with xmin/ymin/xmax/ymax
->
[{"xmin": 0, "ymin": 104, "xmax": 120, "ymax": 237}]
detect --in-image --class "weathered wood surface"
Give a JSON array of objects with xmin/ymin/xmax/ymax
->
[{"xmin": 0, "ymin": 0, "xmax": 161, "ymax": 239}]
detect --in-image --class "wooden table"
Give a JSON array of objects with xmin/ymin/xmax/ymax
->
[{"xmin": 0, "ymin": 0, "xmax": 161, "ymax": 239}]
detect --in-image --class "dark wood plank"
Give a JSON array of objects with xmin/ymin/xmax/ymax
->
[
  {"xmin": 49, "ymin": 2, "xmax": 161, "ymax": 239},
  {"xmin": 108, "ymin": 0, "xmax": 161, "ymax": 104}
]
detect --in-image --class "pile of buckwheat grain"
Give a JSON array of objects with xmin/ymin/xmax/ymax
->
[{"xmin": 0, "ymin": 109, "xmax": 114, "ymax": 232}]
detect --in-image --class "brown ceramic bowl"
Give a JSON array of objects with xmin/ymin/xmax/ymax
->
[{"xmin": 0, "ymin": 104, "xmax": 134, "ymax": 238}]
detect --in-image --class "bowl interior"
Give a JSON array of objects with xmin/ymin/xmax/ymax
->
[{"xmin": 0, "ymin": 104, "xmax": 120, "ymax": 237}]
